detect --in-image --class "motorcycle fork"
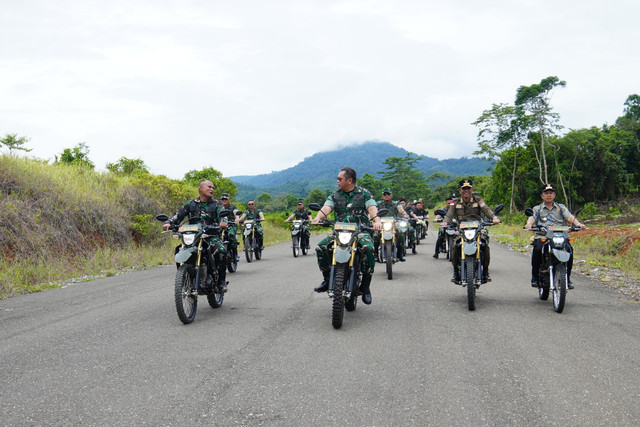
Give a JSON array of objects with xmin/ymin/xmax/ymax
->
[{"xmin": 193, "ymin": 237, "xmax": 204, "ymax": 293}]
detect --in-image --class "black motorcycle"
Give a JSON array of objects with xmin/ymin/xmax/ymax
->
[
  {"xmin": 156, "ymin": 210, "xmax": 231, "ymax": 324},
  {"xmin": 434, "ymin": 209, "xmax": 457, "ymax": 260},
  {"xmin": 286, "ymin": 218, "xmax": 309, "ymax": 257},
  {"xmin": 309, "ymin": 203, "xmax": 388, "ymax": 329},
  {"xmin": 241, "ymin": 218, "xmax": 263, "ymax": 262},
  {"xmin": 451, "ymin": 204, "xmax": 503, "ymax": 311},
  {"xmin": 223, "ymin": 211, "xmax": 241, "ymax": 273},
  {"xmin": 524, "ymin": 207, "xmax": 581, "ymax": 313}
]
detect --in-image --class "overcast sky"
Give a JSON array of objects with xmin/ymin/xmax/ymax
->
[{"xmin": 2, "ymin": 0, "xmax": 638, "ymax": 179}]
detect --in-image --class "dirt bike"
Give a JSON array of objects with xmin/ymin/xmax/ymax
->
[
  {"xmin": 241, "ymin": 218, "xmax": 263, "ymax": 262},
  {"xmin": 379, "ymin": 217, "xmax": 397, "ymax": 280},
  {"xmin": 398, "ymin": 218, "xmax": 417, "ymax": 256},
  {"xmin": 156, "ymin": 210, "xmax": 231, "ymax": 324},
  {"xmin": 434, "ymin": 209, "xmax": 457, "ymax": 260},
  {"xmin": 524, "ymin": 207, "xmax": 581, "ymax": 313},
  {"xmin": 452, "ymin": 204, "xmax": 503, "ymax": 311},
  {"xmin": 223, "ymin": 214, "xmax": 241, "ymax": 273},
  {"xmin": 413, "ymin": 216, "xmax": 427, "ymax": 244},
  {"xmin": 309, "ymin": 203, "xmax": 388, "ymax": 329},
  {"xmin": 286, "ymin": 219, "xmax": 309, "ymax": 257}
]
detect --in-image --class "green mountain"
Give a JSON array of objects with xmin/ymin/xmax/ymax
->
[{"xmin": 231, "ymin": 141, "xmax": 493, "ymax": 201}]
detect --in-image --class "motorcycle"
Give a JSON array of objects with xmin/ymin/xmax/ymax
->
[
  {"xmin": 309, "ymin": 203, "xmax": 388, "ymax": 329},
  {"xmin": 398, "ymin": 217, "xmax": 417, "ymax": 255},
  {"xmin": 434, "ymin": 208, "xmax": 456, "ymax": 260},
  {"xmin": 286, "ymin": 218, "xmax": 309, "ymax": 257},
  {"xmin": 223, "ymin": 211, "xmax": 241, "ymax": 273},
  {"xmin": 452, "ymin": 204, "xmax": 503, "ymax": 311},
  {"xmin": 379, "ymin": 217, "xmax": 397, "ymax": 280},
  {"xmin": 413, "ymin": 215, "xmax": 427, "ymax": 244},
  {"xmin": 156, "ymin": 210, "xmax": 231, "ymax": 324},
  {"xmin": 241, "ymin": 218, "xmax": 263, "ymax": 262},
  {"xmin": 524, "ymin": 207, "xmax": 581, "ymax": 313}
]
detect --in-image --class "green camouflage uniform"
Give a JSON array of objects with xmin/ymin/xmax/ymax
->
[
  {"xmin": 316, "ymin": 186, "xmax": 377, "ymax": 275},
  {"xmin": 243, "ymin": 207, "xmax": 264, "ymax": 247}
]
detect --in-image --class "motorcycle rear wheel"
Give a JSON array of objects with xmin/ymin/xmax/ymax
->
[
  {"xmin": 465, "ymin": 257, "xmax": 476, "ymax": 311},
  {"xmin": 301, "ymin": 235, "xmax": 308, "ymax": 255},
  {"xmin": 207, "ymin": 291, "xmax": 224, "ymax": 308},
  {"xmin": 553, "ymin": 264, "xmax": 567, "ymax": 313},
  {"xmin": 175, "ymin": 265, "xmax": 197, "ymax": 324},
  {"xmin": 447, "ymin": 236, "xmax": 454, "ymax": 260},
  {"xmin": 227, "ymin": 248, "xmax": 238, "ymax": 273},
  {"xmin": 244, "ymin": 236, "xmax": 254, "ymax": 263},
  {"xmin": 332, "ymin": 265, "xmax": 348, "ymax": 329}
]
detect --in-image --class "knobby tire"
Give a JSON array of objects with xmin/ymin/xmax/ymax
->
[
  {"xmin": 332, "ymin": 265, "xmax": 347, "ymax": 329},
  {"xmin": 553, "ymin": 264, "xmax": 567, "ymax": 313},
  {"xmin": 465, "ymin": 257, "xmax": 476, "ymax": 311},
  {"xmin": 175, "ymin": 265, "xmax": 197, "ymax": 324}
]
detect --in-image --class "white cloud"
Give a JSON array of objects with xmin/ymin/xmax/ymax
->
[{"xmin": 2, "ymin": 0, "xmax": 639, "ymax": 178}]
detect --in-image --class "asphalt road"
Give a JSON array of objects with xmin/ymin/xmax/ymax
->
[{"xmin": 2, "ymin": 230, "xmax": 639, "ymax": 426}]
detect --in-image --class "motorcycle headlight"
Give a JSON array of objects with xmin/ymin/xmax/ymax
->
[
  {"xmin": 383, "ymin": 222, "xmax": 393, "ymax": 232},
  {"xmin": 552, "ymin": 236, "xmax": 565, "ymax": 247},
  {"xmin": 338, "ymin": 232, "xmax": 352, "ymax": 245},
  {"xmin": 464, "ymin": 230, "xmax": 476, "ymax": 240},
  {"xmin": 398, "ymin": 220, "xmax": 408, "ymax": 227},
  {"xmin": 245, "ymin": 224, "xmax": 252, "ymax": 229},
  {"xmin": 183, "ymin": 233, "xmax": 196, "ymax": 246}
]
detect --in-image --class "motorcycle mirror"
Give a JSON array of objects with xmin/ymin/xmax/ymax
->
[
  {"xmin": 309, "ymin": 203, "xmax": 322, "ymax": 211},
  {"xmin": 524, "ymin": 207, "xmax": 534, "ymax": 217},
  {"xmin": 573, "ymin": 207, "xmax": 583, "ymax": 218},
  {"xmin": 155, "ymin": 214, "xmax": 169, "ymax": 222},
  {"xmin": 493, "ymin": 204, "xmax": 504, "ymax": 215},
  {"xmin": 433, "ymin": 209, "xmax": 447, "ymax": 216}
]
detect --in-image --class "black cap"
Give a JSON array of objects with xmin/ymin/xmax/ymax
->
[
  {"xmin": 220, "ymin": 193, "xmax": 230, "ymax": 199},
  {"xmin": 445, "ymin": 196, "xmax": 454, "ymax": 201},
  {"xmin": 541, "ymin": 184, "xmax": 556, "ymax": 193},
  {"xmin": 297, "ymin": 200, "xmax": 304, "ymax": 205},
  {"xmin": 459, "ymin": 179, "xmax": 473, "ymax": 188}
]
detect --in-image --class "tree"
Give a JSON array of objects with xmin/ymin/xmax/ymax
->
[
  {"xmin": 256, "ymin": 192, "xmax": 273, "ymax": 205},
  {"xmin": 379, "ymin": 154, "xmax": 429, "ymax": 201},
  {"xmin": 306, "ymin": 188, "xmax": 328, "ymax": 206},
  {"xmin": 106, "ymin": 157, "xmax": 149, "ymax": 175},
  {"xmin": 1, "ymin": 133, "xmax": 32, "ymax": 154},
  {"xmin": 358, "ymin": 173, "xmax": 386, "ymax": 199},
  {"xmin": 55, "ymin": 142, "xmax": 95, "ymax": 169},
  {"xmin": 183, "ymin": 166, "xmax": 237, "ymax": 199},
  {"xmin": 515, "ymin": 76, "xmax": 566, "ymax": 188},
  {"xmin": 473, "ymin": 103, "xmax": 529, "ymax": 213}
]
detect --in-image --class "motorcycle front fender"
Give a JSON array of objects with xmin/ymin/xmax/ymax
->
[
  {"xmin": 175, "ymin": 246, "xmax": 198, "ymax": 263},
  {"xmin": 463, "ymin": 241, "xmax": 478, "ymax": 256},
  {"xmin": 291, "ymin": 229, "xmax": 300, "ymax": 236},
  {"xmin": 552, "ymin": 248, "xmax": 571, "ymax": 263},
  {"xmin": 334, "ymin": 246, "xmax": 352, "ymax": 264},
  {"xmin": 243, "ymin": 229, "xmax": 252, "ymax": 236},
  {"xmin": 382, "ymin": 230, "xmax": 394, "ymax": 240}
]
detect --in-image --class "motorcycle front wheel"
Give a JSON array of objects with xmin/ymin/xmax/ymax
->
[
  {"xmin": 332, "ymin": 265, "xmax": 348, "ymax": 329},
  {"xmin": 384, "ymin": 240, "xmax": 393, "ymax": 280},
  {"xmin": 292, "ymin": 234, "xmax": 300, "ymax": 257},
  {"xmin": 175, "ymin": 265, "xmax": 197, "ymax": 324},
  {"xmin": 465, "ymin": 257, "xmax": 476, "ymax": 311},
  {"xmin": 244, "ymin": 236, "xmax": 254, "ymax": 263},
  {"xmin": 553, "ymin": 264, "xmax": 567, "ymax": 313}
]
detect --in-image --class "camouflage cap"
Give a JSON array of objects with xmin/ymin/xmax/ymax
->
[{"xmin": 220, "ymin": 193, "xmax": 230, "ymax": 199}]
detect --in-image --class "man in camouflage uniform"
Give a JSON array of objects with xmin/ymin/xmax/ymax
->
[
  {"xmin": 286, "ymin": 200, "xmax": 313, "ymax": 249},
  {"xmin": 399, "ymin": 198, "xmax": 418, "ymax": 250},
  {"xmin": 238, "ymin": 200, "xmax": 266, "ymax": 250},
  {"xmin": 374, "ymin": 188, "xmax": 409, "ymax": 262},
  {"xmin": 442, "ymin": 179, "xmax": 500, "ymax": 284},
  {"xmin": 220, "ymin": 193, "xmax": 240, "ymax": 262},
  {"xmin": 524, "ymin": 184, "xmax": 586, "ymax": 289},
  {"xmin": 162, "ymin": 180, "xmax": 229, "ymax": 292},
  {"xmin": 311, "ymin": 167, "xmax": 383, "ymax": 305}
]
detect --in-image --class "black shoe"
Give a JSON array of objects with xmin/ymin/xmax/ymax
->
[
  {"xmin": 433, "ymin": 253, "xmax": 438, "ymax": 259},
  {"xmin": 205, "ymin": 275, "xmax": 214, "ymax": 289},
  {"xmin": 398, "ymin": 255, "xmax": 406, "ymax": 262},
  {"xmin": 218, "ymin": 281, "xmax": 228, "ymax": 293},
  {"xmin": 314, "ymin": 281, "xmax": 329, "ymax": 293},
  {"xmin": 361, "ymin": 292, "xmax": 372, "ymax": 305},
  {"xmin": 451, "ymin": 273, "xmax": 461, "ymax": 284},
  {"xmin": 482, "ymin": 274, "xmax": 491, "ymax": 283},
  {"xmin": 568, "ymin": 280, "xmax": 574, "ymax": 290},
  {"xmin": 531, "ymin": 278, "xmax": 540, "ymax": 287},
  {"xmin": 235, "ymin": 255, "xmax": 240, "ymax": 262}
]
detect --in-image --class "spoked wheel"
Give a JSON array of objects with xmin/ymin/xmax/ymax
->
[
  {"xmin": 345, "ymin": 293, "xmax": 358, "ymax": 312},
  {"xmin": 292, "ymin": 235, "xmax": 300, "ymax": 257},
  {"xmin": 465, "ymin": 257, "xmax": 476, "ymax": 311},
  {"xmin": 332, "ymin": 265, "xmax": 348, "ymax": 329},
  {"xmin": 175, "ymin": 265, "xmax": 197, "ymax": 324},
  {"xmin": 255, "ymin": 238, "xmax": 262, "ymax": 260},
  {"xmin": 207, "ymin": 291, "xmax": 224, "ymax": 308},
  {"xmin": 553, "ymin": 264, "xmax": 567, "ymax": 313},
  {"xmin": 227, "ymin": 248, "xmax": 238, "ymax": 273},
  {"xmin": 538, "ymin": 272, "xmax": 550, "ymax": 300},
  {"xmin": 244, "ymin": 236, "xmax": 254, "ymax": 263},
  {"xmin": 384, "ymin": 240, "xmax": 393, "ymax": 280}
]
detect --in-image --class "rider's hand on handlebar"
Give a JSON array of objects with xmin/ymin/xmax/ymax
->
[{"xmin": 162, "ymin": 222, "xmax": 171, "ymax": 232}]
